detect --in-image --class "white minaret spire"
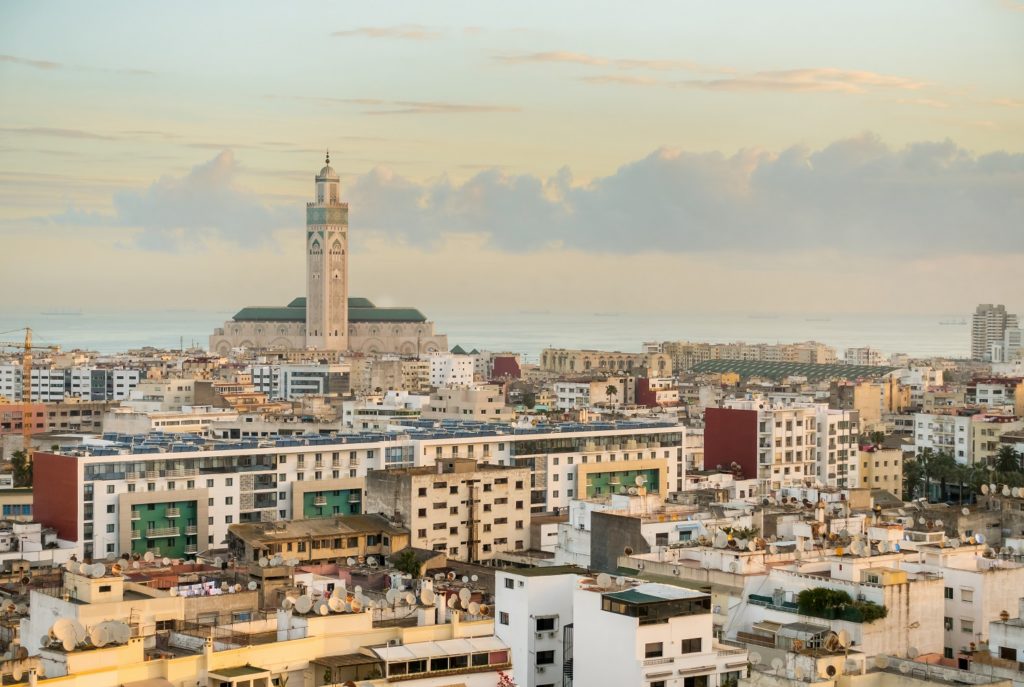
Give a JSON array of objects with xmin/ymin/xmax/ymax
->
[{"xmin": 305, "ymin": 150, "xmax": 349, "ymax": 351}]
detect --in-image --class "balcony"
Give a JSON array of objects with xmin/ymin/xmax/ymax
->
[
  {"xmin": 184, "ymin": 544, "xmax": 198, "ymax": 554},
  {"xmin": 185, "ymin": 525, "xmax": 198, "ymax": 535},
  {"xmin": 145, "ymin": 527, "xmax": 180, "ymax": 538},
  {"xmin": 165, "ymin": 508, "xmax": 181, "ymax": 518},
  {"xmin": 313, "ymin": 496, "xmax": 327, "ymax": 507},
  {"xmin": 130, "ymin": 510, "xmax": 141, "ymax": 521},
  {"xmin": 131, "ymin": 530, "xmax": 141, "ymax": 540}
]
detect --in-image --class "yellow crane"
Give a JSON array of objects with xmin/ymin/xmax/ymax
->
[{"xmin": 0, "ymin": 327, "xmax": 61, "ymax": 475}]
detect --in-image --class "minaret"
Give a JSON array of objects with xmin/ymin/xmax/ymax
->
[{"xmin": 305, "ymin": 151, "xmax": 349, "ymax": 350}]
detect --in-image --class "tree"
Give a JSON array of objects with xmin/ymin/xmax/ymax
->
[
  {"xmin": 869, "ymin": 430, "xmax": 886, "ymax": 447},
  {"xmin": 522, "ymin": 392, "xmax": 537, "ymax": 409},
  {"xmin": 605, "ymin": 385, "xmax": 618, "ymax": 408},
  {"xmin": 994, "ymin": 445, "xmax": 1022, "ymax": 474},
  {"xmin": 903, "ymin": 457, "xmax": 925, "ymax": 500},
  {"xmin": 10, "ymin": 450, "xmax": 32, "ymax": 487},
  {"xmin": 931, "ymin": 450, "xmax": 957, "ymax": 502},
  {"xmin": 391, "ymin": 549, "xmax": 421, "ymax": 577}
]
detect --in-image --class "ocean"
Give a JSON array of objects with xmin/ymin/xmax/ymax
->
[{"xmin": 0, "ymin": 310, "xmax": 971, "ymax": 363}]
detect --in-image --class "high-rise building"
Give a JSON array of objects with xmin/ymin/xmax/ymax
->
[{"xmin": 972, "ymin": 304, "xmax": 1019, "ymax": 362}]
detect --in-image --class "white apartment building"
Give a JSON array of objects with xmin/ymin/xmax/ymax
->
[
  {"xmin": 0, "ymin": 365, "xmax": 142, "ymax": 402},
  {"xmin": 34, "ymin": 420, "xmax": 685, "ymax": 561},
  {"xmin": 102, "ymin": 405, "xmax": 238, "ymax": 436},
  {"xmin": 423, "ymin": 386, "xmax": 512, "ymax": 422},
  {"xmin": 816, "ymin": 408, "xmax": 860, "ymax": 489},
  {"xmin": 429, "ymin": 353, "xmax": 474, "ymax": 388},
  {"xmin": 249, "ymin": 363, "xmax": 349, "ymax": 399},
  {"xmin": 122, "ymin": 378, "xmax": 196, "ymax": 412},
  {"xmin": 725, "ymin": 397, "xmax": 819, "ymax": 488},
  {"xmin": 915, "ymin": 412, "xmax": 975, "ymax": 463},
  {"xmin": 987, "ymin": 597, "xmax": 1024, "ymax": 668},
  {"xmin": 891, "ymin": 367, "xmax": 944, "ymax": 407},
  {"xmin": 574, "ymin": 580, "xmax": 747, "ymax": 687},
  {"xmin": 898, "ymin": 544, "xmax": 1024, "ymax": 660},
  {"xmin": 554, "ymin": 381, "xmax": 590, "ymax": 411}
]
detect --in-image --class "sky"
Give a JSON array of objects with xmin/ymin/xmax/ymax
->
[{"xmin": 1, "ymin": 0, "xmax": 1023, "ymax": 316}]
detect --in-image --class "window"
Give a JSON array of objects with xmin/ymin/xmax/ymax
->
[
  {"xmin": 499, "ymin": 611, "xmax": 509, "ymax": 625},
  {"xmin": 961, "ymin": 589, "xmax": 973, "ymax": 603},
  {"xmin": 961, "ymin": 619, "xmax": 974, "ymax": 633},
  {"xmin": 681, "ymin": 637, "xmax": 701, "ymax": 653},
  {"xmin": 536, "ymin": 617, "xmax": 556, "ymax": 631},
  {"xmin": 106, "ymin": 485, "xmax": 115, "ymax": 494},
  {"xmin": 644, "ymin": 642, "xmax": 663, "ymax": 658},
  {"xmin": 537, "ymin": 650, "xmax": 555, "ymax": 665},
  {"xmin": 504, "ymin": 578, "xmax": 514, "ymax": 589},
  {"xmin": 944, "ymin": 587, "xmax": 953, "ymax": 599}
]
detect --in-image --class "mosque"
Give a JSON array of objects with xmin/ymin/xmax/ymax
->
[{"xmin": 209, "ymin": 154, "xmax": 448, "ymax": 355}]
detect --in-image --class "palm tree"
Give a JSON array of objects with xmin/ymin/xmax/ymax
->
[
  {"xmin": 605, "ymin": 384, "xmax": 618, "ymax": 410},
  {"xmin": 903, "ymin": 457, "xmax": 925, "ymax": 500},
  {"xmin": 869, "ymin": 430, "xmax": 886, "ymax": 447},
  {"xmin": 994, "ymin": 445, "xmax": 1022, "ymax": 474},
  {"xmin": 932, "ymin": 450, "xmax": 957, "ymax": 502}
]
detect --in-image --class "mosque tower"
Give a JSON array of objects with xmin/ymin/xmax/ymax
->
[{"xmin": 305, "ymin": 152, "xmax": 349, "ymax": 351}]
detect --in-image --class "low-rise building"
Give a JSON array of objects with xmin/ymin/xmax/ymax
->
[{"xmin": 227, "ymin": 514, "xmax": 409, "ymax": 564}]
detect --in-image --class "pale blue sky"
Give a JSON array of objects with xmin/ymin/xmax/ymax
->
[{"xmin": 1, "ymin": 1, "xmax": 1022, "ymax": 314}]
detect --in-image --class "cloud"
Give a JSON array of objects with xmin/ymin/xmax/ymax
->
[
  {"xmin": 344, "ymin": 134, "xmax": 1024, "ymax": 256},
  {"xmin": 0, "ymin": 126, "xmax": 116, "ymax": 140},
  {"xmin": 579, "ymin": 74, "xmax": 660, "ymax": 86},
  {"xmin": 332, "ymin": 24, "xmax": 440, "ymax": 40},
  {"xmin": 896, "ymin": 97, "xmax": 950, "ymax": 109},
  {"xmin": 0, "ymin": 54, "xmax": 61, "ymax": 69},
  {"xmin": 680, "ymin": 68, "xmax": 926, "ymax": 94},
  {"xmin": 496, "ymin": 50, "xmax": 729, "ymax": 73},
  {"xmin": 44, "ymin": 150, "xmax": 293, "ymax": 250},
  {"xmin": 276, "ymin": 94, "xmax": 520, "ymax": 116},
  {"xmin": 991, "ymin": 97, "xmax": 1024, "ymax": 108}
]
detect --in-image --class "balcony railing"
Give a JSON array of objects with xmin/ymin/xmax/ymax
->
[
  {"xmin": 165, "ymin": 508, "xmax": 181, "ymax": 518},
  {"xmin": 145, "ymin": 527, "xmax": 180, "ymax": 538},
  {"xmin": 313, "ymin": 496, "xmax": 327, "ymax": 506},
  {"xmin": 184, "ymin": 544, "xmax": 198, "ymax": 554},
  {"xmin": 131, "ymin": 530, "xmax": 141, "ymax": 540},
  {"xmin": 185, "ymin": 525, "xmax": 198, "ymax": 535},
  {"xmin": 130, "ymin": 510, "xmax": 141, "ymax": 521}
]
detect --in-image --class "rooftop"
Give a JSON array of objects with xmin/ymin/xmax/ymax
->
[
  {"xmin": 229, "ymin": 514, "xmax": 406, "ymax": 543},
  {"xmin": 502, "ymin": 565, "xmax": 582, "ymax": 578},
  {"xmin": 232, "ymin": 297, "xmax": 427, "ymax": 323},
  {"xmin": 692, "ymin": 359, "xmax": 896, "ymax": 382}
]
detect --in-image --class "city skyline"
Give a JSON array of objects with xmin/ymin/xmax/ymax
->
[{"xmin": 2, "ymin": 1, "xmax": 1023, "ymax": 314}]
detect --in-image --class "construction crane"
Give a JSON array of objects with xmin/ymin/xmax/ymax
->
[{"xmin": 0, "ymin": 327, "xmax": 62, "ymax": 475}]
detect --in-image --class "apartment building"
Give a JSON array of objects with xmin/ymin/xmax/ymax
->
[
  {"xmin": 859, "ymin": 447, "xmax": 903, "ymax": 497},
  {"xmin": 226, "ymin": 513, "xmax": 409, "ymax": 564},
  {"xmin": 845, "ymin": 347, "xmax": 886, "ymax": 367},
  {"xmin": 0, "ymin": 365, "xmax": 142, "ymax": 402},
  {"xmin": 32, "ymin": 420, "xmax": 684, "ymax": 561},
  {"xmin": 428, "ymin": 352, "xmax": 474, "ymax": 388},
  {"xmin": 972, "ymin": 304, "xmax": 1019, "ymax": 362},
  {"xmin": 422, "ymin": 385, "xmax": 513, "ymax": 421},
  {"xmin": 0, "ymin": 399, "xmax": 112, "ymax": 436},
  {"xmin": 364, "ymin": 458, "xmax": 531, "ymax": 562},
  {"xmin": 574, "ymin": 579, "xmax": 747, "ymax": 687},
  {"xmin": 816, "ymin": 408, "xmax": 860, "ymax": 489},
  {"xmin": 554, "ymin": 381, "xmax": 590, "ymax": 411},
  {"xmin": 249, "ymin": 363, "xmax": 350, "ymax": 399}
]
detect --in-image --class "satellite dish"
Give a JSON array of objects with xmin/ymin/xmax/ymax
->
[
  {"xmin": 918, "ymin": 517, "xmax": 926, "ymax": 525},
  {"xmin": 350, "ymin": 598, "xmax": 362, "ymax": 612},
  {"xmin": 771, "ymin": 658, "xmax": 784, "ymax": 671},
  {"xmin": 162, "ymin": 557, "xmax": 171, "ymax": 566},
  {"xmin": 294, "ymin": 595, "xmax": 312, "ymax": 614},
  {"xmin": 468, "ymin": 601, "xmax": 480, "ymax": 615},
  {"xmin": 635, "ymin": 474, "xmax": 647, "ymax": 486},
  {"xmin": 220, "ymin": 582, "xmax": 229, "ymax": 591},
  {"xmin": 90, "ymin": 564, "xmax": 105, "ymax": 579},
  {"xmin": 328, "ymin": 596, "xmax": 344, "ymax": 612},
  {"xmin": 747, "ymin": 540, "xmax": 757, "ymax": 552},
  {"xmin": 281, "ymin": 598, "xmax": 293, "ymax": 610},
  {"xmin": 749, "ymin": 652, "xmax": 762, "ymax": 666},
  {"xmin": 794, "ymin": 548, "xmax": 803, "ymax": 560},
  {"xmin": 596, "ymin": 573, "xmax": 612, "ymax": 588},
  {"xmin": 962, "ymin": 507, "xmax": 970, "ymax": 516},
  {"xmin": 247, "ymin": 581, "xmax": 258, "ymax": 591},
  {"xmin": 459, "ymin": 588, "xmax": 472, "ymax": 604},
  {"xmin": 143, "ymin": 552, "xmax": 154, "ymax": 563},
  {"xmin": 386, "ymin": 589, "xmax": 399, "ymax": 604},
  {"xmin": 258, "ymin": 557, "xmax": 268, "ymax": 567},
  {"xmin": 934, "ymin": 519, "xmax": 943, "ymax": 528},
  {"xmin": 132, "ymin": 561, "xmax": 140, "ymax": 569},
  {"xmin": 981, "ymin": 484, "xmax": 990, "ymax": 494},
  {"xmin": 346, "ymin": 557, "xmax": 355, "ymax": 566},
  {"xmin": 615, "ymin": 576, "xmax": 625, "ymax": 586},
  {"xmin": 317, "ymin": 602, "xmax": 329, "ymax": 616},
  {"xmin": 462, "ymin": 575, "xmax": 470, "ymax": 584},
  {"xmin": 990, "ymin": 483, "xmax": 998, "ymax": 493},
  {"xmin": 976, "ymin": 533, "xmax": 986, "ymax": 544},
  {"xmin": 367, "ymin": 556, "xmax": 378, "ymax": 567},
  {"xmin": 837, "ymin": 630, "xmax": 851, "ymax": 648},
  {"xmin": 168, "ymin": 587, "xmax": 178, "ymax": 597},
  {"xmin": 908, "ymin": 646, "xmax": 919, "ymax": 658},
  {"xmin": 447, "ymin": 595, "xmax": 458, "ymax": 608},
  {"xmin": 471, "ymin": 574, "xmax": 479, "ymax": 582},
  {"xmin": 421, "ymin": 589, "xmax": 435, "ymax": 605},
  {"xmin": 111, "ymin": 563, "xmax": 123, "ymax": 575},
  {"xmin": 405, "ymin": 592, "xmax": 415, "ymax": 605},
  {"xmin": 354, "ymin": 585, "xmax": 363, "ymax": 595},
  {"xmin": 736, "ymin": 538, "xmax": 748, "ymax": 551},
  {"xmin": 875, "ymin": 655, "xmax": 890, "ymax": 668},
  {"xmin": 1014, "ymin": 488, "xmax": 1021, "ymax": 498},
  {"xmin": 89, "ymin": 626, "xmax": 107, "ymax": 647},
  {"xmin": 1003, "ymin": 485, "xmax": 1012, "ymax": 496},
  {"xmin": 898, "ymin": 662, "xmax": 911, "ymax": 674}
]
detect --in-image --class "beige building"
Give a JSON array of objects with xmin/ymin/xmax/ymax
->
[
  {"xmin": 973, "ymin": 416, "xmax": 1024, "ymax": 468},
  {"xmin": 210, "ymin": 156, "xmax": 447, "ymax": 356},
  {"xmin": 422, "ymin": 385, "xmax": 513, "ymax": 422},
  {"xmin": 540, "ymin": 347, "xmax": 672, "ymax": 377},
  {"xmin": 859, "ymin": 447, "xmax": 903, "ymax": 497},
  {"xmin": 364, "ymin": 458, "xmax": 531, "ymax": 562},
  {"xmin": 226, "ymin": 514, "xmax": 409, "ymax": 565}
]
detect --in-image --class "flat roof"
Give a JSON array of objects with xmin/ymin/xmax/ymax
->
[
  {"xmin": 372, "ymin": 636, "xmax": 508, "ymax": 662},
  {"xmin": 209, "ymin": 665, "xmax": 269, "ymax": 677},
  {"xmin": 605, "ymin": 582, "xmax": 706, "ymax": 604},
  {"xmin": 229, "ymin": 514, "xmax": 406, "ymax": 543},
  {"xmin": 502, "ymin": 565, "xmax": 582, "ymax": 578}
]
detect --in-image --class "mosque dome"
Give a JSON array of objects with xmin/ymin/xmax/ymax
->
[{"xmin": 316, "ymin": 151, "xmax": 339, "ymax": 180}]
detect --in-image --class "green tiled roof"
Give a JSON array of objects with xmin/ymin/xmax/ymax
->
[
  {"xmin": 233, "ymin": 297, "xmax": 426, "ymax": 323},
  {"xmin": 450, "ymin": 345, "xmax": 468, "ymax": 355},
  {"xmin": 691, "ymin": 359, "xmax": 895, "ymax": 383},
  {"xmin": 603, "ymin": 589, "xmax": 665, "ymax": 604}
]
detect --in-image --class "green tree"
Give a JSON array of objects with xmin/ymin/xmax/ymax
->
[
  {"xmin": 605, "ymin": 384, "xmax": 618, "ymax": 408},
  {"xmin": 869, "ymin": 430, "xmax": 886, "ymax": 447},
  {"xmin": 10, "ymin": 450, "xmax": 32, "ymax": 487},
  {"xmin": 903, "ymin": 457, "xmax": 925, "ymax": 500},
  {"xmin": 391, "ymin": 549, "xmax": 421, "ymax": 577},
  {"xmin": 522, "ymin": 392, "xmax": 537, "ymax": 409},
  {"xmin": 994, "ymin": 445, "xmax": 1022, "ymax": 474}
]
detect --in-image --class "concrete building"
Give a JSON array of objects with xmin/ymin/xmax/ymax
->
[
  {"xmin": 226, "ymin": 514, "xmax": 409, "ymax": 564},
  {"xmin": 573, "ymin": 579, "xmax": 747, "ymax": 687},
  {"xmin": 986, "ymin": 597, "xmax": 1024, "ymax": 669},
  {"xmin": 422, "ymin": 386, "xmax": 513, "ymax": 422},
  {"xmin": 250, "ymin": 362, "xmax": 350, "ymax": 399},
  {"xmin": 122, "ymin": 378, "xmax": 196, "ymax": 412},
  {"xmin": 845, "ymin": 347, "xmax": 885, "ymax": 367},
  {"xmin": 554, "ymin": 381, "xmax": 590, "ymax": 411},
  {"xmin": 428, "ymin": 353, "xmax": 474, "ymax": 388},
  {"xmin": 858, "ymin": 447, "xmax": 903, "ymax": 498},
  {"xmin": 973, "ymin": 304, "xmax": 1019, "ymax": 362},
  {"xmin": 540, "ymin": 348, "xmax": 672, "ymax": 377},
  {"xmin": 0, "ymin": 365, "xmax": 142, "ymax": 402},
  {"xmin": 102, "ymin": 405, "xmax": 238, "ymax": 436},
  {"xmin": 210, "ymin": 156, "xmax": 448, "ymax": 355},
  {"xmin": 363, "ymin": 458, "xmax": 531, "ymax": 563}
]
